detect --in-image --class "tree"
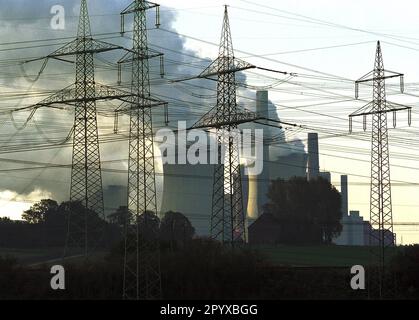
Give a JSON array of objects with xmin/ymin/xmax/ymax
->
[
  {"xmin": 58, "ymin": 200, "xmax": 107, "ymax": 228},
  {"xmin": 108, "ymin": 206, "xmax": 131, "ymax": 227},
  {"xmin": 264, "ymin": 177, "xmax": 342, "ymax": 244},
  {"xmin": 139, "ymin": 211, "xmax": 160, "ymax": 241},
  {"xmin": 22, "ymin": 199, "xmax": 59, "ymax": 224},
  {"xmin": 124, "ymin": 211, "xmax": 161, "ymax": 242},
  {"xmin": 0, "ymin": 217, "xmax": 12, "ymax": 225},
  {"xmin": 160, "ymin": 211, "xmax": 195, "ymax": 249},
  {"xmin": 390, "ymin": 245, "xmax": 419, "ymax": 298}
]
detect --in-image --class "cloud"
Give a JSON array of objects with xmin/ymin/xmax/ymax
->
[{"xmin": 0, "ymin": 188, "xmax": 52, "ymax": 219}]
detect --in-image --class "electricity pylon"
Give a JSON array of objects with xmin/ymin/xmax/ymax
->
[
  {"xmin": 118, "ymin": 0, "xmax": 167, "ymax": 300},
  {"xmin": 27, "ymin": 0, "xmax": 133, "ymax": 257},
  {"xmin": 350, "ymin": 41, "xmax": 412, "ymax": 299},
  {"xmin": 191, "ymin": 6, "xmax": 257, "ymax": 245}
]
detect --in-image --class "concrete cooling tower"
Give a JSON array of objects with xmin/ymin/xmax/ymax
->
[
  {"xmin": 160, "ymin": 159, "xmax": 215, "ymax": 236},
  {"xmin": 159, "ymin": 137, "xmax": 215, "ymax": 236}
]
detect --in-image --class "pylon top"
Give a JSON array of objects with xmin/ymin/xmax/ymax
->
[
  {"xmin": 219, "ymin": 5, "xmax": 234, "ymax": 58},
  {"xmin": 374, "ymin": 41, "xmax": 383, "ymax": 70},
  {"xmin": 355, "ymin": 42, "xmax": 403, "ymax": 87},
  {"xmin": 349, "ymin": 41, "xmax": 411, "ymax": 131},
  {"xmin": 77, "ymin": 0, "xmax": 92, "ymax": 38},
  {"xmin": 375, "ymin": 41, "xmax": 381, "ymax": 55}
]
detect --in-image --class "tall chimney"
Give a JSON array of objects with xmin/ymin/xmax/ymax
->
[
  {"xmin": 247, "ymin": 91, "xmax": 270, "ymax": 221},
  {"xmin": 340, "ymin": 175, "xmax": 348, "ymax": 218},
  {"xmin": 307, "ymin": 132, "xmax": 319, "ymax": 181}
]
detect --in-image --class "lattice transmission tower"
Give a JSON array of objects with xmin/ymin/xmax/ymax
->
[
  {"xmin": 349, "ymin": 41, "xmax": 411, "ymax": 298},
  {"xmin": 117, "ymin": 0, "xmax": 167, "ymax": 300},
  {"xmin": 191, "ymin": 6, "xmax": 257, "ymax": 245},
  {"xmin": 27, "ymin": 0, "xmax": 133, "ymax": 257}
]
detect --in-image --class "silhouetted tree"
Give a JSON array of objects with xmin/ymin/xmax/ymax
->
[
  {"xmin": 390, "ymin": 245, "xmax": 419, "ymax": 298},
  {"xmin": 22, "ymin": 199, "xmax": 59, "ymax": 224},
  {"xmin": 0, "ymin": 217, "xmax": 13, "ymax": 225},
  {"xmin": 264, "ymin": 177, "xmax": 342, "ymax": 244},
  {"xmin": 108, "ymin": 206, "xmax": 131, "ymax": 228},
  {"xmin": 160, "ymin": 211, "xmax": 195, "ymax": 249},
  {"xmin": 58, "ymin": 200, "xmax": 104, "ymax": 223},
  {"xmin": 123, "ymin": 211, "xmax": 160, "ymax": 242},
  {"xmin": 139, "ymin": 211, "xmax": 160, "ymax": 241}
]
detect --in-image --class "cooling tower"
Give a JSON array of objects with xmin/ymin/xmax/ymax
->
[
  {"xmin": 268, "ymin": 153, "xmax": 308, "ymax": 180},
  {"xmin": 160, "ymin": 138, "xmax": 249, "ymax": 237},
  {"xmin": 160, "ymin": 161, "xmax": 215, "ymax": 236},
  {"xmin": 307, "ymin": 132, "xmax": 320, "ymax": 181},
  {"xmin": 103, "ymin": 185, "xmax": 127, "ymax": 217}
]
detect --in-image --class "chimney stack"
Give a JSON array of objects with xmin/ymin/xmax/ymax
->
[
  {"xmin": 341, "ymin": 175, "xmax": 348, "ymax": 218},
  {"xmin": 246, "ymin": 91, "xmax": 270, "ymax": 221},
  {"xmin": 307, "ymin": 133, "xmax": 319, "ymax": 181}
]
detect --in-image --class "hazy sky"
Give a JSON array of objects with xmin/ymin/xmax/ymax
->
[{"xmin": 0, "ymin": 0, "xmax": 418, "ymax": 244}]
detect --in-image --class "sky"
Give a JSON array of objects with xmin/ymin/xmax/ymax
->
[{"xmin": 0, "ymin": 0, "xmax": 418, "ymax": 244}]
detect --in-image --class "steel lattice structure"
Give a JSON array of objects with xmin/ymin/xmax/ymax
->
[
  {"xmin": 118, "ymin": 0, "xmax": 166, "ymax": 300},
  {"xmin": 192, "ymin": 6, "xmax": 256, "ymax": 245},
  {"xmin": 27, "ymin": 0, "xmax": 132, "ymax": 257},
  {"xmin": 350, "ymin": 41, "xmax": 412, "ymax": 298}
]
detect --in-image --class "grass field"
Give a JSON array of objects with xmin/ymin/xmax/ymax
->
[
  {"xmin": 0, "ymin": 247, "xmax": 110, "ymax": 267},
  {"xmin": 255, "ymin": 245, "xmax": 400, "ymax": 267},
  {"xmin": 2, "ymin": 245, "xmax": 401, "ymax": 268},
  {"xmin": 0, "ymin": 248, "xmax": 65, "ymax": 265}
]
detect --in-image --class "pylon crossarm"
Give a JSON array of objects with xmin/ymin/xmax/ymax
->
[
  {"xmin": 118, "ymin": 48, "xmax": 162, "ymax": 64},
  {"xmin": 0, "ymin": 104, "xmax": 66, "ymax": 116},
  {"xmin": 94, "ymin": 83, "xmax": 136, "ymax": 102},
  {"xmin": 199, "ymin": 57, "xmax": 255, "ymax": 79},
  {"xmin": 22, "ymin": 40, "xmax": 122, "ymax": 65},
  {"xmin": 191, "ymin": 105, "xmax": 259, "ymax": 130},
  {"xmin": 27, "ymin": 83, "xmax": 134, "ymax": 108},
  {"xmin": 172, "ymin": 58, "xmax": 255, "ymax": 83},
  {"xmin": 121, "ymin": 0, "xmax": 159, "ymax": 15},
  {"xmin": 192, "ymin": 116, "xmax": 261, "ymax": 130},
  {"xmin": 385, "ymin": 101, "xmax": 411, "ymax": 114},
  {"xmin": 46, "ymin": 38, "xmax": 122, "ymax": 59},
  {"xmin": 350, "ymin": 101, "xmax": 410, "ymax": 118},
  {"xmin": 115, "ymin": 98, "xmax": 167, "ymax": 115},
  {"xmin": 356, "ymin": 71, "xmax": 403, "ymax": 84}
]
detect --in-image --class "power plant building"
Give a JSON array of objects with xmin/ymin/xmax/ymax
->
[
  {"xmin": 160, "ymin": 91, "xmax": 308, "ymax": 236},
  {"xmin": 333, "ymin": 175, "xmax": 396, "ymax": 246}
]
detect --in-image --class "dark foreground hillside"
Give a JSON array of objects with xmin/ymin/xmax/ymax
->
[{"xmin": 0, "ymin": 241, "xmax": 418, "ymax": 300}]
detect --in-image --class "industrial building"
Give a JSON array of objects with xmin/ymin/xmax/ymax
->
[
  {"xmin": 333, "ymin": 175, "xmax": 395, "ymax": 246},
  {"xmin": 333, "ymin": 175, "xmax": 368, "ymax": 246},
  {"xmin": 160, "ymin": 91, "xmax": 308, "ymax": 236}
]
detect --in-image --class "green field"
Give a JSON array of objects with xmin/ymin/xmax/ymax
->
[{"xmin": 255, "ymin": 245, "xmax": 399, "ymax": 267}]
